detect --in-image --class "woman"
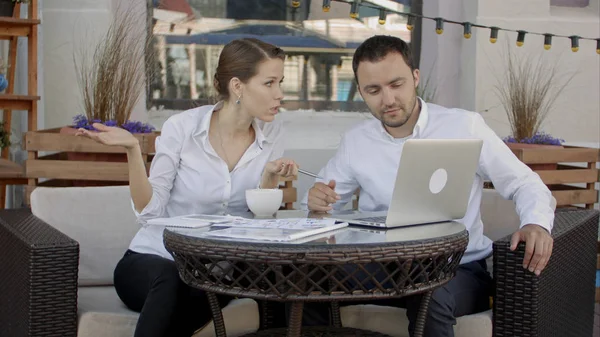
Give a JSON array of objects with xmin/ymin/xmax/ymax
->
[{"xmin": 77, "ymin": 38, "xmax": 298, "ymax": 337}]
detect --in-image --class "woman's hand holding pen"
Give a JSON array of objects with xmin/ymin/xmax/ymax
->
[{"xmin": 260, "ymin": 158, "xmax": 299, "ymax": 189}]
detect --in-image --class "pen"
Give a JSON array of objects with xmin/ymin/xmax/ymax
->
[
  {"xmin": 298, "ymin": 168, "xmax": 324, "ymax": 180},
  {"xmin": 281, "ymin": 163, "xmax": 324, "ymax": 180}
]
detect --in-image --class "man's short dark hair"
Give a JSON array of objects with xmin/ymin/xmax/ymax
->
[{"xmin": 352, "ymin": 35, "xmax": 415, "ymax": 84}]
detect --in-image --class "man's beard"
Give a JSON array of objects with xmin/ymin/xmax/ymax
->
[
  {"xmin": 380, "ymin": 95, "xmax": 417, "ymax": 128},
  {"xmin": 381, "ymin": 110, "xmax": 411, "ymax": 128}
]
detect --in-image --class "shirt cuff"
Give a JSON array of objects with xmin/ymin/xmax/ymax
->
[
  {"xmin": 132, "ymin": 193, "xmax": 163, "ymax": 225},
  {"xmin": 519, "ymin": 211, "xmax": 554, "ymax": 234}
]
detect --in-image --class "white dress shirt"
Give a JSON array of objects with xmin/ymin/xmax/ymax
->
[
  {"xmin": 129, "ymin": 102, "xmax": 284, "ymax": 259},
  {"xmin": 302, "ymin": 98, "xmax": 554, "ymax": 264}
]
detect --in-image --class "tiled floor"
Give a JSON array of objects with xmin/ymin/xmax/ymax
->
[{"xmin": 595, "ymin": 303, "xmax": 599, "ymax": 336}]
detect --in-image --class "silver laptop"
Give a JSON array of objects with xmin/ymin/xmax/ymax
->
[{"xmin": 332, "ymin": 139, "xmax": 483, "ymax": 228}]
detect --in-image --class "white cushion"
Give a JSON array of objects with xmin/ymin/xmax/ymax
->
[
  {"xmin": 77, "ymin": 286, "xmax": 260, "ymax": 337},
  {"xmin": 480, "ymin": 189, "xmax": 521, "ymax": 241},
  {"xmin": 30, "ymin": 186, "xmax": 138, "ymax": 286},
  {"xmin": 77, "ymin": 287, "xmax": 137, "ymax": 337},
  {"xmin": 341, "ymin": 305, "xmax": 492, "ymax": 337},
  {"xmin": 480, "ymin": 188, "xmax": 556, "ymax": 241}
]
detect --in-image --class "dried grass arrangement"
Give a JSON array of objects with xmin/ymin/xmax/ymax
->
[
  {"xmin": 494, "ymin": 48, "xmax": 574, "ymax": 145},
  {"xmin": 73, "ymin": 2, "xmax": 154, "ymax": 133}
]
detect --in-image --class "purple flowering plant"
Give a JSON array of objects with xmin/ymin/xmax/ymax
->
[
  {"xmin": 503, "ymin": 132, "xmax": 564, "ymax": 146},
  {"xmin": 72, "ymin": 114, "xmax": 155, "ymax": 134}
]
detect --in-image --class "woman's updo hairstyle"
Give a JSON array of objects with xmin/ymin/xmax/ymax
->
[{"xmin": 213, "ymin": 38, "xmax": 285, "ymax": 101}]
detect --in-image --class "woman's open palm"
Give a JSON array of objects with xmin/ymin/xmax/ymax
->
[{"xmin": 75, "ymin": 123, "xmax": 139, "ymax": 149}]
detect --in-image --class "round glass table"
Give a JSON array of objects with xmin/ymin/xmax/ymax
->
[{"xmin": 164, "ymin": 211, "xmax": 469, "ymax": 337}]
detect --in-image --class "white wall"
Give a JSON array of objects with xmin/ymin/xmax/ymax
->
[
  {"xmin": 420, "ymin": 0, "xmax": 600, "ymax": 144},
  {"xmin": 419, "ymin": 0, "xmax": 478, "ymax": 110},
  {"xmin": 42, "ymin": 0, "xmax": 110, "ymax": 128}
]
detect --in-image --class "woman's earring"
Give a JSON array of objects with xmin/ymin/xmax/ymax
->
[{"xmin": 236, "ymin": 95, "xmax": 241, "ymax": 105}]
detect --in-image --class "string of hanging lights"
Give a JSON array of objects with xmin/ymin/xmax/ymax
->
[{"xmin": 292, "ymin": 0, "xmax": 600, "ymax": 54}]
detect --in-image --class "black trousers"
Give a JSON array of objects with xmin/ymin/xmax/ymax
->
[
  {"xmin": 299, "ymin": 259, "xmax": 493, "ymax": 337},
  {"xmin": 113, "ymin": 250, "xmax": 231, "ymax": 337}
]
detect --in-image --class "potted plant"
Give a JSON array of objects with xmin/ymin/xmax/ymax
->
[
  {"xmin": 22, "ymin": 2, "xmax": 157, "ymax": 188},
  {"xmin": 494, "ymin": 49, "xmax": 573, "ymax": 148},
  {"xmin": 486, "ymin": 48, "xmax": 598, "ymax": 209},
  {"xmin": 58, "ymin": 1, "xmax": 154, "ymax": 165},
  {"xmin": 65, "ymin": 2, "xmax": 154, "ymax": 139},
  {"xmin": 0, "ymin": 0, "xmax": 29, "ymax": 17},
  {"xmin": 493, "ymin": 48, "xmax": 574, "ymax": 170}
]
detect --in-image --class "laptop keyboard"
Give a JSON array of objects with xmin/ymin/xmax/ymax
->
[{"xmin": 356, "ymin": 216, "xmax": 387, "ymax": 223}]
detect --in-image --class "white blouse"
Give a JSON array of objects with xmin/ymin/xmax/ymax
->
[{"xmin": 129, "ymin": 102, "xmax": 284, "ymax": 259}]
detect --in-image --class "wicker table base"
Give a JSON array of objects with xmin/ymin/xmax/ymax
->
[
  {"xmin": 208, "ymin": 292, "xmax": 431, "ymax": 337},
  {"xmin": 241, "ymin": 326, "xmax": 392, "ymax": 336}
]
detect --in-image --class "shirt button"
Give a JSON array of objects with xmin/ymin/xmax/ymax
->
[{"xmin": 226, "ymin": 180, "xmax": 230, "ymax": 184}]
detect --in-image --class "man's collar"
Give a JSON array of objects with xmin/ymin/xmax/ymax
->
[{"xmin": 414, "ymin": 97, "xmax": 428, "ymax": 138}]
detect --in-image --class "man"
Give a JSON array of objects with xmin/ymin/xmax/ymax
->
[{"xmin": 303, "ymin": 35, "xmax": 555, "ymax": 337}]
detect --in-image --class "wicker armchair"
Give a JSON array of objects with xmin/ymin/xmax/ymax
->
[
  {"xmin": 1, "ymin": 206, "xmax": 598, "ymax": 336},
  {"xmin": 0, "ymin": 209, "xmax": 79, "ymax": 337},
  {"xmin": 492, "ymin": 208, "xmax": 599, "ymax": 337}
]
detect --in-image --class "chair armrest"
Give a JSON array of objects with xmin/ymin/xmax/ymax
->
[
  {"xmin": 492, "ymin": 209, "xmax": 599, "ymax": 337},
  {"xmin": 0, "ymin": 209, "xmax": 79, "ymax": 337}
]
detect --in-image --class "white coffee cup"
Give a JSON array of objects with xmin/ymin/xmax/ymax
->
[{"xmin": 245, "ymin": 188, "xmax": 283, "ymax": 217}]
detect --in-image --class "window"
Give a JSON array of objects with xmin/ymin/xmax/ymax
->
[{"xmin": 146, "ymin": 0, "xmax": 418, "ymax": 111}]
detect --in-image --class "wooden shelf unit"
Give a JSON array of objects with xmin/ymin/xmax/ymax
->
[{"xmin": 0, "ymin": 1, "xmax": 39, "ymax": 208}]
